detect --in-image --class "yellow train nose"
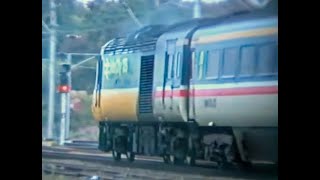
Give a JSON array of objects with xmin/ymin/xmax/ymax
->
[{"xmin": 92, "ymin": 89, "xmax": 139, "ymax": 122}]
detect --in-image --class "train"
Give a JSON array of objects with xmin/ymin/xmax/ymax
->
[{"xmin": 91, "ymin": 11, "xmax": 278, "ymax": 167}]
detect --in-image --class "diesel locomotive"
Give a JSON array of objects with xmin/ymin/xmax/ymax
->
[{"xmin": 92, "ymin": 11, "xmax": 278, "ymax": 167}]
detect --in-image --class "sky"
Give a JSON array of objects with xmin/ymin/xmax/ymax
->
[
  {"xmin": 76, "ymin": 0, "xmax": 227, "ymax": 5},
  {"xmin": 76, "ymin": 0, "xmax": 94, "ymax": 4},
  {"xmin": 182, "ymin": 0, "xmax": 226, "ymax": 3}
]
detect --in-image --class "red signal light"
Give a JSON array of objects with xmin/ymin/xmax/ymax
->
[{"xmin": 58, "ymin": 85, "xmax": 71, "ymax": 93}]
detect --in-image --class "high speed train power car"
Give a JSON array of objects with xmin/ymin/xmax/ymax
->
[{"xmin": 92, "ymin": 11, "xmax": 278, "ymax": 167}]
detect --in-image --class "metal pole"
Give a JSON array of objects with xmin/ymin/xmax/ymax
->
[
  {"xmin": 193, "ymin": 0, "xmax": 201, "ymax": 18},
  {"xmin": 60, "ymin": 93, "xmax": 67, "ymax": 145},
  {"xmin": 65, "ymin": 54, "xmax": 72, "ymax": 139},
  {"xmin": 66, "ymin": 53, "xmax": 100, "ymax": 56},
  {"xmin": 71, "ymin": 56, "xmax": 96, "ymax": 70},
  {"xmin": 47, "ymin": 0, "xmax": 57, "ymax": 139},
  {"xmin": 120, "ymin": 0, "xmax": 143, "ymax": 28}
]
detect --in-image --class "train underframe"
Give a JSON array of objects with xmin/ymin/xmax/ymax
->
[{"xmin": 97, "ymin": 121, "xmax": 270, "ymax": 168}]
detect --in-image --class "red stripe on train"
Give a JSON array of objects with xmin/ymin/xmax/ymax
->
[{"xmin": 154, "ymin": 86, "xmax": 278, "ymax": 98}]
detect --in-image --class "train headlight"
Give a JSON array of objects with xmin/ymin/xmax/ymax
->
[{"xmin": 208, "ymin": 122, "xmax": 215, "ymax": 126}]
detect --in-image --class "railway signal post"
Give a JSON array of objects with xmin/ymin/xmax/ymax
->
[
  {"xmin": 58, "ymin": 64, "xmax": 71, "ymax": 145},
  {"xmin": 65, "ymin": 54, "xmax": 72, "ymax": 140}
]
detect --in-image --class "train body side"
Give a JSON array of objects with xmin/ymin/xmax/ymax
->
[
  {"xmin": 152, "ymin": 15, "xmax": 278, "ymax": 163},
  {"xmin": 92, "ymin": 31, "xmax": 161, "ymax": 122},
  {"xmin": 153, "ymin": 27, "xmax": 195, "ymax": 123},
  {"xmin": 190, "ymin": 16, "xmax": 278, "ymax": 127},
  {"xmin": 92, "ymin": 52, "xmax": 140, "ymax": 122},
  {"xmin": 153, "ymin": 15, "xmax": 278, "ymax": 127},
  {"xmin": 194, "ymin": 16, "xmax": 278, "ymax": 162}
]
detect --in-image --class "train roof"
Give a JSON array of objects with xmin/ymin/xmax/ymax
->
[
  {"xmin": 162, "ymin": 11, "xmax": 277, "ymax": 35},
  {"xmin": 102, "ymin": 25, "xmax": 168, "ymax": 54},
  {"xmin": 102, "ymin": 11, "xmax": 277, "ymax": 55},
  {"xmin": 192, "ymin": 12, "xmax": 277, "ymax": 37}
]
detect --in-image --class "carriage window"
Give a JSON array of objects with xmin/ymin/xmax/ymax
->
[
  {"xmin": 94, "ymin": 59, "xmax": 101, "ymax": 90},
  {"xmin": 275, "ymin": 46, "xmax": 278, "ymax": 74},
  {"xmin": 257, "ymin": 44, "xmax": 277, "ymax": 76},
  {"xmin": 167, "ymin": 54, "xmax": 173, "ymax": 79},
  {"xmin": 190, "ymin": 51, "xmax": 196, "ymax": 79},
  {"xmin": 206, "ymin": 50, "xmax": 220, "ymax": 79},
  {"xmin": 239, "ymin": 46, "xmax": 255, "ymax": 77},
  {"xmin": 175, "ymin": 52, "xmax": 181, "ymax": 78},
  {"xmin": 198, "ymin": 51, "xmax": 205, "ymax": 79},
  {"xmin": 222, "ymin": 48, "xmax": 238, "ymax": 78},
  {"xmin": 166, "ymin": 39, "xmax": 177, "ymax": 80}
]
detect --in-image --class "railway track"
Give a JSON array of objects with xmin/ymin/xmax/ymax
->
[
  {"xmin": 43, "ymin": 159, "xmax": 176, "ymax": 180},
  {"xmin": 43, "ymin": 159, "xmax": 228, "ymax": 180},
  {"xmin": 64, "ymin": 140, "xmax": 98, "ymax": 150},
  {"xmin": 42, "ymin": 144, "xmax": 278, "ymax": 180}
]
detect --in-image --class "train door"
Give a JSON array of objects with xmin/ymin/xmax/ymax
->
[
  {"xmin": 162, "ymin": 39, "xmax": 178, "ymax": 112},
  {"xmin": 92, "ymin": 57, "xmax": 103, "ymax": 120},
  {"xmin": 188, "ymin": 50, "xmax": 196, "ymax": 120}
]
